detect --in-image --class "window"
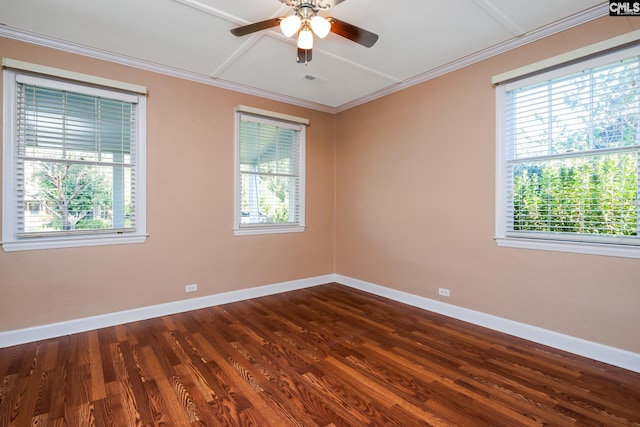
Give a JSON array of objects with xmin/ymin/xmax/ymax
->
[
  {"xmin": 234, "ymin": 106, "xmax": 306, "ymax": 235},
  {"xmin": 496, "ymin": 45, "xmax": 640, "ymax": 258},
  {"xmin": 2, "ymin": 64, "xmax": 147, "ymax": 251}
]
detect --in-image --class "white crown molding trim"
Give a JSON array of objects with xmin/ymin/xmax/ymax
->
[
  {"xmin": 334, "ymin": 274, "xmax": 640, "ymax": 374},
  {"xmin": 0, "ymin": 26, "xmax": 335, "ymax": 114},
  {"xmin": 334, "ymin": 3, "xmax": 609, "ymax": 112},
  {"xmin": 0, "ymin": 274, "xmax": 333, "ymax": 348}
]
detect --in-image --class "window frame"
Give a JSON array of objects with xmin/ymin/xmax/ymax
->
[
  {"xmin": 2, "ymin": 65, "xmax": 147, "ymax": 252},
  {"xmin": 233, "ymin": 106, "xmax": 307, "ymax": 236},
  {"xmin": 495, "ymin": 44, "xmax": 640, "ymax": 259}
]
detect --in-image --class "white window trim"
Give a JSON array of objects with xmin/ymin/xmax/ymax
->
[
  {"xmin": 233, "ymin": 107, "xmax": 306, "ymax": 236},
  {"xmin": 1, "ymin": 58, "xmax": 147, "ymax": 94},
  {"xmin": 494, "ymin": 40, "xmax": 640, "ymax": 259},
  {"xmin": 1, "ymin": 63, "xmax": 147, "ymax": 252}
]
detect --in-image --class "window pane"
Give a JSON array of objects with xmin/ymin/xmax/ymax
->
[
  {"xmin": 508, "ymin": 56, "xmax": 640, "ymax": 160},
  {"xmin": 591, "ymin": 61, "xmax": 640, "ymax": 150},
  {"xmin": 501, "ymin": 49, "xmax": 640, "ymax": 247},
  {"xmin": 20, "ymin": 84, "xmax": 132, "ymax": 163},
  {"xmin": 511, "ymin": 153, "xmax": 637, "ymax": 236},
  {"xmin": 236, "ymin": 111, "xmax": 304, "ymax": 231},
  {"xmin": 16, "ymin": 81, "xmax": 136, "ymax": 237},
  {"xmin": 3, "ymin": 68, "xmax": 146, "ymax": 250},
  {"xmin": 240, "ymin": 173, "xmax": 297, "ymax": 224},
  {"xmin": 239, "ymin": 120, "xmax": 298, "ymax": 175},
  {"xmin": 22, "ymin": 160, "xmax": 132, "ymax": 233}
]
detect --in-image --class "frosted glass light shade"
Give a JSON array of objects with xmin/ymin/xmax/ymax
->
[
  {"xmin": 310, "ymin": 16, "xmax": 331, "ymax": 38},
  {"xmin": 280, "ymin": 15, "xmax": 301, "ymax": 37},
  {"xmin": 297, "ymin": 28, "xmax": 313, "ymax": 49}
]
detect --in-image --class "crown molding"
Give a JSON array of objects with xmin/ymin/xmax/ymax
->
[{"xmin": 0, "ymin": 3, "xmax": 609, "ymax": 114}]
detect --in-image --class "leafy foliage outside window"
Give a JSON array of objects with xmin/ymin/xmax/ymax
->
[
  {"xmin": 261, "ymin": 174, "xmax": 290, "ymax": 223},
  {"xmin": 240, "ymin": 174, "xmax": 293, "ymax": 224},
  {"xmin": 27, "ymin": 162, "xmax": 126, "ymax": 232},
  {"xmin": 512, "ymin": 154, "xmax": 637, "ymax": 235}
]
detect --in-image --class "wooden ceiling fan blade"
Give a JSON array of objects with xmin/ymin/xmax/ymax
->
[
  {"xmin": 328, "ymin": 17, "xmax": 378, "ymax": 48},
  {"xmin": 296, "ymin": 48, "xmax": 312, "ymax": 64},
  {"xmin": 230, "ymin": 18, "xmax": 281, "ymax": 37}
]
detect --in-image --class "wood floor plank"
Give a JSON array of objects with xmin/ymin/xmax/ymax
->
[
  {"xmin": 47, "ymin": 341, "xmax": 71, "ymax": 421},
  {"xmin": 91, "ymin": 397, "xmax": 115, "ymax": 427},
  {"xmin": 0, "ymin": 374, "xmax": 23, "ymax": 426},
  {"xmin": 87, "ymin": 330, "xmax": 107, "ymax": 403},
  {"xmin": 109, "ymin": 343, "xmax": 144, "ymax": 426},
  {"xmin": 104, "ymin": 380, "xmax": 134, "ymax": 427},
  {"xmin": 1, "ymin": 283, "xmax": 640, "ymax": 426}
]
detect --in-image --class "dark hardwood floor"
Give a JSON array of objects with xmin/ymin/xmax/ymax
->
[{"xmin": 1, "ymin": 283, "xmax": 639, "ymax": 426}]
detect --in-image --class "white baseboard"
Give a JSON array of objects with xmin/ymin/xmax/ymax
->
[
  {"xmin": 2, "ymin": 272, "xmax": 638, "ymax": 374},
  {"xmin": 335, "ymin": 274, "xmax": 640, "ymax": 374},
  {"xmin": 0, "ymin": 274, "xmax": 333, "ymax": 348}
]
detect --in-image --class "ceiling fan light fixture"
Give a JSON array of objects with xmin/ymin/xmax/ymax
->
[
  {"xmin": 310, "ymin": 16, "xmax": 331, "ymax": 38},
  {"xmin": 297, "ymin": 27, "xmax": 314, "ymax": 49},
  {"xmin": 280, "ymin": 15, "xmax": 301, "ymax": 37}
]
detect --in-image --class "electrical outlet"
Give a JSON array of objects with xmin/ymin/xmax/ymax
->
[
  {"xmin": 185, "ymin": 284, "xmax": 198, "ymax": 293},
  {"xmin": 438, "ymin": 288, "xmax": 450, "ymax": 297}
]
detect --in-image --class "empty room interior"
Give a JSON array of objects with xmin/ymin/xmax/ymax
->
[{"xmin": 1, "ymin": 1, "xmax": 640, "ymax": 425}]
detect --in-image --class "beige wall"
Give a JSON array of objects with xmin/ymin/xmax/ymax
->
[
  {"xmin": 335, "ymin": 16, "xmax": 640, "ymax": 354},
  {"xmin": 2, "ymin": 16, "xmax": 640, "ymax": 355},
  {"xmin": 0, "ymin": 39, "xmax": 336, "ymax": 331}
]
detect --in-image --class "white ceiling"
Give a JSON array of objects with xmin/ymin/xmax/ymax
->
[{"xmin": 0, "ymin": 0, "xmax": 607, "ymax": 112}]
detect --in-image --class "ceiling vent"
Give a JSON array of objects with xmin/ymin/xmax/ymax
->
[{"xmin": 300, "ymin": 73, "xmax": 326, "ymax": 82}]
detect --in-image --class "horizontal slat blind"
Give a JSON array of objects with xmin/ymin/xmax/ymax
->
[
  {"xmin": 19, "ymin": 84, "xmax": 134, "ymax": 160},
  {"xmin": 238, "ymin": 113, "xmax": 302, "ymax": 227},
  {"xmin": 503, "ymin": 49, "xmax": 640, "ymax": 243},
  {"xmin": 16, "ymin": 77, "xmax": 137, "ymax": 236}
]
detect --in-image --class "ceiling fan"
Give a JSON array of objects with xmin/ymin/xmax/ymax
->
[{"xmin": 230, "ymin": 0, "xmax": 378, "ymax": 64}]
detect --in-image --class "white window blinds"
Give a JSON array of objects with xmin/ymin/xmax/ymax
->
[
  {"xmin": 5, "ymin": 72, "xmax": 143, "ymax": 244},
  {"xmin": 235, "ymin": 111, "xmax": 306, "ymax": 234},
  {"xmin": 500, "ymin": 47, "xmax": 640, "ymax": 246}
]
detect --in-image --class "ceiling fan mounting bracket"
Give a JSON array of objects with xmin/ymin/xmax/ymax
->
[{"xmin": 279, "ymin": 0, "xmax": 333, "ymax": 12}]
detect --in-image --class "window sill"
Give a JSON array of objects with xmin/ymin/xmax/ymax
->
[
  {"xmin": 234, "ymin": 225, "xmax": 306, "ymax": 236},
  {"xmin": 1, "ymin": 233, "xmax": 148, "ymax": 252},
  {"xmin": 495, "ymin": 236, "xmax": 640, "ymax": 259}
]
